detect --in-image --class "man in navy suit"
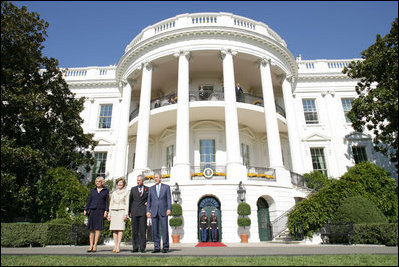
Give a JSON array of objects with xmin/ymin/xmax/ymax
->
[{"xmin": 146, "ymin": 173, "xmax": 172, "ymax": 253}]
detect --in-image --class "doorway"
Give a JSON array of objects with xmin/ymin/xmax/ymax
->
[
  {"xmin": 257, "ymin": 197, "xmax": 272, "ymax": 241},
  {"xmin": 198, "ymin": 196, "xmax": 221, "ymax": 242}
]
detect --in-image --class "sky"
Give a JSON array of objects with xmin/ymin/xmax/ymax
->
[{"xmin": 12, "ymin": 1, "xmax": 398, "ymax": 68}]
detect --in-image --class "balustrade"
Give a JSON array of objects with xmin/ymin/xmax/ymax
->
[{"xmin": 247, "ymin": 166, "xmax": 276, "ymax": 181}]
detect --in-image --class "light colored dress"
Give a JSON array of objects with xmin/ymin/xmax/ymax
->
[{"xmin": 109, "ymin": 188, "xmax": 129, "ymax": 231}]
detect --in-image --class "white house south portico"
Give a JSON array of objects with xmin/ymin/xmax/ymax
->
[{"xmin": 65, "ymin": 12, "xmax": 397, "ymax": 243}]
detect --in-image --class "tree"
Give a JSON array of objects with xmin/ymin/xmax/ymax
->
[
  {"xmin": 343, "ymin": 18, "xmax": 398, "ymax": 168},
  {"xmin": 287, "ymin": 162, "xmax": 398, "ymax": 238},
  {"xmin": 36, "ymin": 167, "xmax": 90, "ymax": 222},
  {"xmin": 1, "ymin": 2, "xmax": 97, "ymax": 222}
]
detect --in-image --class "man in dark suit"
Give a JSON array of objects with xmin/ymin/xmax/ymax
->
[
  {"xmin": 235, "ymin": 82, "xmax": 243, "ymax": 102},
  {"xmin": 146, "ymin": 173, "xmax": 172, "ymax": 253},
  {"xmin": 129, "ymin": 174, "xmax": 149, "ymax": 253}
]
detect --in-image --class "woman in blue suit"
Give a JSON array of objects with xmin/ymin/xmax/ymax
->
[{"xmin": 84, "ymin": 176, "xmax": 109, "ymax": 252}]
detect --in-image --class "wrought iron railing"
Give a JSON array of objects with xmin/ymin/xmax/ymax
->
[
  {"xmin": 290, "ymin": 171, "xmax": 305, "ymax": 187},
  {"xmin": 189, "ymin": 90, "xmax": 224, "ymax": 101},
  {"xmin": 129, "ymin": 108, "xmax": 139, "ymax": 121},
  {"xmin": 238, "ymin": 93, "xmax": 286, "ymax": 117},
  {"xmin": 142, "ymin": 168, "xmax": 171, "ymax": 181},
  {"xmin": 247, "ymin": 166, "xmax": 276, "ymax": 180},
  {"xmin": 190, "ymin": 165, "xmax": 226, "ymax": 179}
]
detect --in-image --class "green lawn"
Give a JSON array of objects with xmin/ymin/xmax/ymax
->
[{"xmin": 1, "ymin": 255, "xmax": 398, "ymax": 266}]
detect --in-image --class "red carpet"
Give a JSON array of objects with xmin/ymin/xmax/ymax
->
[{"xmin": 195, "ymin": 242, "xmax": 227, "ymax": 247}]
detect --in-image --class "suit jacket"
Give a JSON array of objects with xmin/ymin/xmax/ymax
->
[
  {"xmin": 129, "ymin": 185, "xmax": 149, "ymax": 217},
  {"xmin": 85, "ymin": 187, "xmax": 109, "ymax": 211},
  {"xmin": 146, "ymin": 183, "xmax": 172, "ymax": 217}
]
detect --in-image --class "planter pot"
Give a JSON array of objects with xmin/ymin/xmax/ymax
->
[
  {"xmin": 240, "ymin": 234, "xmax": 249, "ymax": 243},
  {"xmin": 172, "ymin": 234, "xmax": 180, "ymax": 243}
]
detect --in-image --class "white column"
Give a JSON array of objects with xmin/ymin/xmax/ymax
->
[
  {"xmin": 114, "ymin": 79, "xmax": 133, "ymax": 179},
  {"xmin": 259, "ymin": 58, "xmax": 284, "ymax": 169},
  {"xmin": 281, "ymin": 75, "xmax": 304, "ymax": 174},
  {"xmin": 129, "ymin": 62, "xmax": 153, "ymax": 188},
  {"xmin": 172, "ymin": 50, "xmax": 191, "ymax": 182},
  {"xmin": 221, "ymin": 49, "xmax": 247, "ymax": 180}
]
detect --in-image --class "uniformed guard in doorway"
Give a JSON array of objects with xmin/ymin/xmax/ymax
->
[
  {"xmin": 199, "ymin": 210, "xmax": 209, "ymax": 242},
  {"xmin": 210, "ymin": 210, "xmax": 218, "ymax": 242}
]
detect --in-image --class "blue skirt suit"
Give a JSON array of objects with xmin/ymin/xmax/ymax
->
[{"xmin": 85, "ymin": 187, "xmax": 110, "ymax": 230}]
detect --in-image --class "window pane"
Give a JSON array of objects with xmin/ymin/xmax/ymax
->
[
  {"xmin": 302, "ymin": 99, "xmax": 318, "ymax": 124},
  {"xmin": 98, "ymin": 104, "xmax": 113, "ymax": 128},
  {"xmin": 341, "ymin": 98, "xmax": 353, "ymax": 123},
  {"xmin": 200, "ymin": 139, "xmax": 215, "ymax": 171},
  {"xmin": 92, "ymin": 152, "xmax": 107, "ymax": 181},
  {"xmin": 310, "ymin": 148, "xmax": 327, "ymax": 176},
  {"xmin": 352, "ymin": 146, "xmax": 367, "ymax": 164}
]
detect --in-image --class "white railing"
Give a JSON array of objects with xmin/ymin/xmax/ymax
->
[
  {"xmin": 62, "ymin": 66, "xmax": 116, "ymax": 80},
  {"xmin": 297, "ymin": 59, "xmax": 361, "ymax": 73},
  {"xmin": 125, "ymin": 12, "xmax": 287, "ymax": 52}
]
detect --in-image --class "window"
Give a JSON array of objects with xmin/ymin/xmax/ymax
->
[
  {"xmin": 352, "ymin": 146, "xmax": 368, "ymax": 164},
  {"xmin": 241, "ymin": 143, "xmax": 250, "ymax": 167},
  {"xmin": 200, "ymin": 139, "xmax": 215, "ymax": 171},
  {"xmin": 341, "ymin": 98, "xmax": 354, "ymax": 123},
  {"xmin": 310, "ymin": 148, "xmax": 327, "ymax": 176},
  {"xmin": 166, "ymin": 145, "xmax": 174, "ymax": 169},
  {"xmin": 132, "ymin": 152, "xmax": 135, "ymax": 170},
  {"xmin": 302, "ymin": 99, "xmax": 319, "ymax": 124},
  {"xmin": 92, "ymin": 152, "xmax": 107, "ymax": 181},
  {"xmin": 98, "ymin": 104, "xmax": 113, "ymax": 128}
]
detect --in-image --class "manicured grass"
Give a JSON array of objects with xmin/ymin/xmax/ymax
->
[{"xmin": 1, "ymin": 254, "xmax": 398, "ymax": 266}]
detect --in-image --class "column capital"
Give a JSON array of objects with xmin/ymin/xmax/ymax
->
[
  {"xmin": 142, "ymin": 61, "xmax": 156, "ymax": 71},
  {"xmin": 219, "ymin": 48, "xmax": 237, "ymax": 60},
  {"xmin": 173, "ymin": 50, "xmax": 191, "ymax": 59},
  {"xmin": 255, "ymin": 57, "xmax": 271, "ymax": 67}
]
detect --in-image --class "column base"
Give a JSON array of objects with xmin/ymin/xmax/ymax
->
[
  {"xmin": 226, "ymin": 163, "xmax": 247, "ymax": 182},
  {"xmin": 127, "ymin": 168, "xmax": 148, "ymax": 190},
  {"xmin": 273, "ymin": 167, "xmax": 293, "ymax": 188},
  {"xmin": 171, "ymin": 164, "xmax": 191, "ymax": 183}
]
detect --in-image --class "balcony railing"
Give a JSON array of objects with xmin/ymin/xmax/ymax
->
[
  {"xmin": 142, "ymin": 168, "xmax": 171, "ymax": 182},
  {"xmin": 247, "ymin": 166, "xmax": 276, "ymax": 181},
  {"xmin": 191, "ymin": 165, "xmax": 226, "ymax": 180},
  {"xmin": 125, "ymin": 12, "xmax": 287, "ymax": 53},
  {"xmin": 129, "ymin": 91, "xmax": 286, "ymax": 122}
]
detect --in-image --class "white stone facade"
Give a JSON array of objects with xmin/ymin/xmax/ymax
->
[{"xmin": 65, "ymin": 13, "xmax": 397, "ymax": 243}]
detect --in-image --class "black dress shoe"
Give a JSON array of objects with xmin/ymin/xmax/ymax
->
[
  {"xmin": 152, "ymin": 249, "xmax": 160, "ymax": 253},
  {"xmin": 131, "ymin": 249, "xmax": 138, "ymax": 253},
  {"xmin": 140, "ymin": 250, "xmax": 146, "ymax": 253},
  {"xmin": 162, "ymin": 249, "xmax": 169, "ymax": 253}
]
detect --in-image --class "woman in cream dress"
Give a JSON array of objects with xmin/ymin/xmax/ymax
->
[{"xmin": 107, "ymin": 177, "xmax": 129, "ymax": 253}]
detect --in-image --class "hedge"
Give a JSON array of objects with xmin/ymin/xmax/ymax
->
[
  {"xmin": 352, "ymin": 223, "xmax": 398, "ymax": 246},
  {"xmin": 1, "ymin": 223, "xmax": 89, "ymax": 247}
]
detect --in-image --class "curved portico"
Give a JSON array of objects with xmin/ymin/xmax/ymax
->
[{"xmin": 114, "ymin": 13, "xmax": 302, "ymax": 189}]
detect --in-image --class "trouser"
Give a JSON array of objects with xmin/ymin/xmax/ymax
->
[
  {"xmin": 132, "ymin": 215, "xmax": 147, "ymax": 251},
  {"xmin": 200, "ymin": 228, "xmax": 207, "ymax": 242},
  {"xmin": 211, "ymin": 228, "xmax": 218, "ymax": 242},
  {"xmin": 151, "ymin": 214, "xmax": 169, "ymax": 250}
]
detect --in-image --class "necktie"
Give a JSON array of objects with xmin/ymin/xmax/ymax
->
[
  {"xmin": 157, "ymin": 184, "xmax": 160, "ymax": 197},
  {"xmin": 139, "ymin": 186, "xmax": 143, "ymax": 197}
]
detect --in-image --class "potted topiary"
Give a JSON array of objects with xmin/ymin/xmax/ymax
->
[
  {"xmin": 169, "ymin": 203, "xmax": 183, "ymax": 243},
  {"xmin": 237, "ymin": 202, "xmax": 251, "ymax": 243}
]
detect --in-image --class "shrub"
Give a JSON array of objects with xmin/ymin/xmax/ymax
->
[
  {"xmin": 237, "ymin": 218, "xmax": 251, "ymax": 228},
  {"xmin": 237, "ymin": 203, "xmax": 251, "ymax": 216},
  {"xmin": 287, "ymin": 162, "xmax": 398, "ymax": 238},
  {"xmin": 102, "ymin": 218, "xmax": 132, "ymax": 242},
  {"xmin": 36, "ymin": 167, "xmax": 90, "ymax": 221},
  {"xmin": 169, "ymin": 217, "xmax": 183, "ymax": 228},
  {"xmin": 171, "ymin": 203, "xmax": 182, "ymax": 217},
  {"xmin": 303, "ymin": 171, "xmax": 330, "ymax": 191},
  {"xmin": 332, "ymin": 197, "xmax": 388, "ymax": 224},
  {"xmin": 47, "ymin": 218, "xmax": 72, "ymax": 225},
  {"xmin": 340, "ymin": 162, "xmax": 398, "ymax": 222},
  {"xmin": 352, "ymin": 223, "xmax": 398, "ymax": 246}
]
